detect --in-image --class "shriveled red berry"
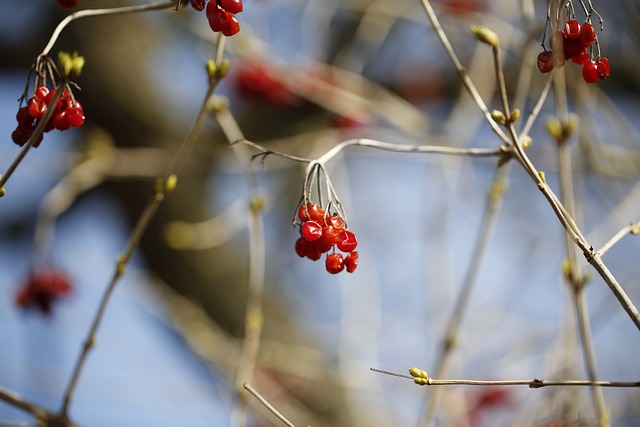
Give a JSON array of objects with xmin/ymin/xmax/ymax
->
[
  {"xmin": 571, "ymin": 47, "xmax": 589, "ymax": 65},
  {"xmin": 579, "ymin": 23, "xmax": 596, "ymax": 47},
  {"xmin": 219, "ymin": 0, "xmax": 243, "ymax": 14},
  {"xmin": 298, "ymin": 203, "xmax": 325, "ymax": 222},
  {"xmin": 190, "ymin": 0, "xmax": 206, "ymax": 11},
  {"xmin": 326, "ymin": 215, "xmax": 345, "ymax": 230},
  {"xmin": 66, "ymin": 106, "xmax": 85, "ymax": 127},
  {"xmin": 11, "ymin": 128, "xmax": 29, "ymax": 146},
  {"xmin": 34, "ymin": 85, "xmax": 50, "ymax": 102},
  {"xmin": 344, "ymin": 251, "xmax": 358, "ymax": 273},
  {"xmin": 563, "ymin": 19, "xmax": 581, "ymax": 39},
  {"xmin": 16, "ymin": 106, "xmax": 33, "ymax": 128},
  {"xmin": 295, "ymin": 237, "xmax": 309, "ymax": 258},
  {"xmin": 595, "ymin": 57, "xmax": 610, "ymax": 80},
  {"xmin": 562, "ymin": 37, "xmax": 583, "ymax": 60},
  {"xmin": 27, "ymin": 98, "xmax": 47, "ymax": 119},
  {"xmin": 582, "ymin": 61, "xmax": 599, "ymax": 83},
  {"xmin": 319, "ymin": 225, "xmax": 341, "ymax": 246},
  {"xmin": 337, "ymin": 230, "xmax": 358, "ymax": 252},
  {"xmin": 325, "ymin": 253, "xmax": 345, "ymax": 274},
  {"xmin": 305, "ymin": 243, "xmax": 323, "ymax": 261},
  {"xmin": 301, "ymin": 220, "xmax": 323, "ymax": 241},
  {"xmin": 536, "ymin": 51, "xmax": 553, "ymax": 74},
  {"xmin": 206, "ymin": 3, "xmax": 240, "ymax": 36},
  {"xmin": 53, "ymin": 110, "xmax": 70, "ymax": 131},
  {"xmin": 58, "ymin": 0, "xmax": 77, "ymax": 9}
]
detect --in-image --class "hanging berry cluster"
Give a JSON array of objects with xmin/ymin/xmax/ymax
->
[
  {"xmin": 537, "ymin": 16, "xmax": 610, "ymax": 84},
  {"xmin": 189, "ymin": 0, "xmax": 243, "ymax": 37},
  {"xmin": 11, "ymin": 85, "xmax": 85, "ymax": 147},
  {"xmin": 57, "ymin": 0, "xmax": 77, "ymax": 9},
  {"xmin": 295, "ymin": 202, "xmax": 359, "ymax": 274},
  {"xmin": 16, "ymin": 267, "xmax": 73, "ymax": 314}
]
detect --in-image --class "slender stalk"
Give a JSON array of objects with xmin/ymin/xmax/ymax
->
[
  {"xmin": 214, "ymin": 104, "xmax": 267, "ymax": 427},
  {"xmin": 0, "ymin": 386, "xmax": 53, "ymax": 422},
  {"xmin": 243, "ymin": 384, "xmax": 298, "ymax": 427},
  {"xmin": 59, "ymin": 61, "xmax": 222, "ymax": 420},
  {"xmin": 597, "ymin": 220, "xmax": 640, "ymax": 256},
  {"xmin": 370, "ymin": 368, "xmax": 640, "ymax": 388}
]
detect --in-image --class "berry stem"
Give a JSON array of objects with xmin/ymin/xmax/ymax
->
[{"xmin": 41, "ymin": 1, "xmax": 178, "ymax": 57}]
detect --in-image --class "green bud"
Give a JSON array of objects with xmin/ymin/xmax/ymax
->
[
  {"xmin": 471, "ymin": 25, "xmax": 499, "ymax": 48},
  {"xmin": 216, "ymin": 59, "xmax": 231, "ymax": 79},
  {"xmin": 510, "ymin": 108, "xmax": 520, "ymax": 123},
  {"xmin": 206, "ymin": 59, "xmax": 217, "ymax": 79},
  {"xmin": 546, "ymin": 117, "xmax": 563, "ymax": 142}
]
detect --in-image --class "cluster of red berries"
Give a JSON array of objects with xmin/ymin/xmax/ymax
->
[
  {"xmin": 16, "ymin": 268, "xmax": 73, "ymax": 314},
  {"xmin": 189, "ymin": 0, "xmax": 243, "ymax": 37},
  {"xmin": 294, "ymin": 203, "xmax": 359, "ymax": 274},
  {"xmin": 537, "ymin": 19, "xmax": 610, "ymax": 84},
  {"xmin": 58, "ymin": 0, "xmax": 77, "ymax": 9},
  {"xmin": 11, "ymin": 85, "xmax": 86, "ymax": 147}
]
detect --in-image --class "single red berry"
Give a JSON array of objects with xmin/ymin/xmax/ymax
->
[
  {"xmin": 295, "ymin": 237, "xmax": 309, "ymax": 258},
  {"xmin": 562, "ymin": 37, "xmax": 583, "ymax": 60},
  {"xmin": 325, "ymin": 253, "xmax": 345, "ymax": 274},
  {"xmin": 58, "ymin": 0, "xmax": 77, "ymax": 9},
  {"xmin": 536, "ymin": 51, "xmax": 553, "ymax": 74},
  {"xmin": 219, "ymin": 0, "xmax": 243, "ymax": 14},
  {"xmin": 319, "ymin": 225, "xmax": 341, "ymax": 246},
  {"xmin": 27, "ymin": 98, "xmax": 47, "ymax": 119},
  {"xmin": 563, "ymin": 19, "xmax": 581, "ymax": 39},
  {"xmin": 301, "ymin": 220, "xmax": 323, "ymax": 241},
  {"xmin": 16, "ymin": 106, "xmax": 34, "ymax": 128},
  {"xmin": 298, "ymin": 203, "xmax": 325, "ymax": 222},
  {"xmin": 11, "ymin": 128, "xmax": 29, "ymax": 146},
  {"xmin": 66, "ymin": 106, "xmax": 86, "ymax": 127},
  {"xmin": 571, "ymin": 47, "xmax": 589, "ymax": 65},
  {"xmin": 344, "ymin": 251, "xmax": 358, "ymax": 273},
  {"xmin": 579, "ymin": 23, "xmax": 596, "ymax": 47},
  {"xmin": 34, "ymin": 85, "xmax": 50, "ymax": 102},
  {"xmin": 190, "ymin": 0, "xmax": 206, "ymax": 11},
  {"xmin": 582, "ymin": 61, "xmax": 599, "ymax": 83},
  {"xmin": 326, "ymin": 215, "xmax": 345, "ymax": 230},
  {"xmin": 206, "ymin": 3, "xmax": 240, "ymax": 36},
  {"xmin": 53, "ymin": 110, "xmax": 70, "ymax": 131},
  {"xmin": 595, "ymin": 57, "xmax": 610, "ymax": 80},
  {"xmin": 337, "ymin": 230, "xmax": 358, "ymax": 252},
  {"xmin": 305, "ymin": 243, "xmax": 323, "ymax": 261},
  {"xmin": 312, "ymin": 238, "xmax": 333, "ymax": 254}
]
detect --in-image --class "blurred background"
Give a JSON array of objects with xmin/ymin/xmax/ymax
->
[{"xmin": 0, "ymin": 0, "xmax": 640, "ymax": 426}]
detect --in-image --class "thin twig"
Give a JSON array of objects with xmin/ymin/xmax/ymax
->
[
  {"xmin": 243, "ymin": 384, "xmax": 299, "ymax": 427},
  {"xmin": 58, "ymin": 57, "xmax": 223, "ymax": 420},
  {"xmin": 371, "ymin": 368, "xmax": 640, "ymax": 388},
  {"xmin": 597, "ymin": 220, "xmax": 640, "ymax": 256}
]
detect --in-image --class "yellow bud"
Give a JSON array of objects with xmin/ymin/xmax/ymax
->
[
  {"xmin": 70, "ymin": 53, "xmax": 85, "ymax": 78},
  {"xmin": 561, "ymin": 258, "xmax": 573, "ymax": 281},
  {"xmin": 409, "ymin": 367, "xmax": 429, "ymax": 379},
  {"xmin": 206, "ymin": 95, "xmax": 229, "ymax": 113},
  {"xmin": 164, "ymin": 174, "xmax": 178, "ymax": 194},
  {"xmin": 563, "ymin": 114, "xmax": 579, "ymax": 138},
  {"xmin": 538, "ymin": 171, "xmax": 546, "ymax": 183},
  {"xmin": 206, "ymin": 59, "xmax": 217, "ymax": 79},
  {"xmin": 510, "ymin": 108, "xmax": 520, "ymax": 123},
  {"xmin": 0, "ymin": 187, "xmax": 6, "ymax": 198},
  {"xmin": 471, "ymin": 25, "xmax": 499, "ymax": 48},
  {"xmin": 216, "ymin": 59, "xmax": 231, "ymax": 79},
  {"xmin": 250, "ymin": 194, "xmax": 266, "ymax": 214},
  {"xmin": 57, "ymin": 52, "xmax": 73, "ymax": 78},
  {"xmin": 521, "ymin": 135, "xmax": 532, "ymax": 149},
  {"xmin": 491, "ymin": 110, "xmax": 507, "ymax": 126},
  {"xmin": 546, "ymin": 117, "xmax": 563, "ymax": 142},
  {"xmin": 414, "ymin": 378, "xmax": 429, "ymax": 386}
]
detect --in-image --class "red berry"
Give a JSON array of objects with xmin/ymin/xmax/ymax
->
[
  {"xmin": 66, "ymin": 106, "xmax": 85, "ymax": 128},
  {"xmin": 595, "ymin": 57, "xmax": 610, "ymax": 80},
  {"xmin": 190, "ymin": 0, "xmax": 206, "ymax": 11},
  {"xmin": 11, "ymin": 128, "xmax": 29, "ymax": 146},
  {"xmin": 34, "ymin": 85, "xmax": 50, "ymax": 102},
  {"xmin": 344, "ymin": 251, "xmax": 358, "ymax": 273},
  {"xmin": 536, "ymin": 51, "xmax": 553, "ymax": 74},
  {"xmin": 571, "ymin": 47, "xmax": 589, "ymax": 65},
  {"xmin": 53, "ymin": 110, "xmax": 70, "ymax": 131},
  {"xmin": 319, "ymin": 225, "xmax": 341, "ymax": 246},
  {"xmin": 206, "ymin": 3, "xmax": 240, "ymax": 36},
  {"xmin": 28, "ymin": 98, "xmax": 47, "ymax": 119},
  {"xmin": 58, "ymin": 0, "xmax": 77, "ymax": 9},
  {"xmin": 219, "ymin": 0, "xmax": 243, "ymax": 14},
  {"xmin": 301, "ymin": 220, "xmax": 323, "ymax": 241},
  {"xmin": 305, "ymin": 243, "xmax": 323, "ymax": 261},
  {"xmin": 295, "ymin": 237, "xmax": 309, "ymax": 258},
  {"xmin": 337, "ymin": 230, "xmax": 358, "ymax": 252},
  {"xmin": 562, "ymin": 37, "xmax": 583, "ymax": 60},
  {"xmin": 325, "ymin": 253, "xmax": 345, "ymax": 274},
  {"xmin": 16, "ymin": 106, "xmax": 33, "ymax": 128},
  {"xmin": 563, "ymin": 20, "xmax": 581, "ymax": 39},
  {"xmin": 582, "ymin": 61, "xmax": 599, "ymax": 83},
  {"xmin": 326, "ymin": 215, "xmax": 345, "ymax": 230},
  {"xmin": 298, "ymin": 203, "xmax": 325, "ymax": 222},
  {"xmin": 579, "ymin": 23, "xmax": 596, "ymax": 47}
]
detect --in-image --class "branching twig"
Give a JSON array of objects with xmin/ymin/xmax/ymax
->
[{"xmin": 597, "ymin": 220, "xmax": 640, "ymax": 256}]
